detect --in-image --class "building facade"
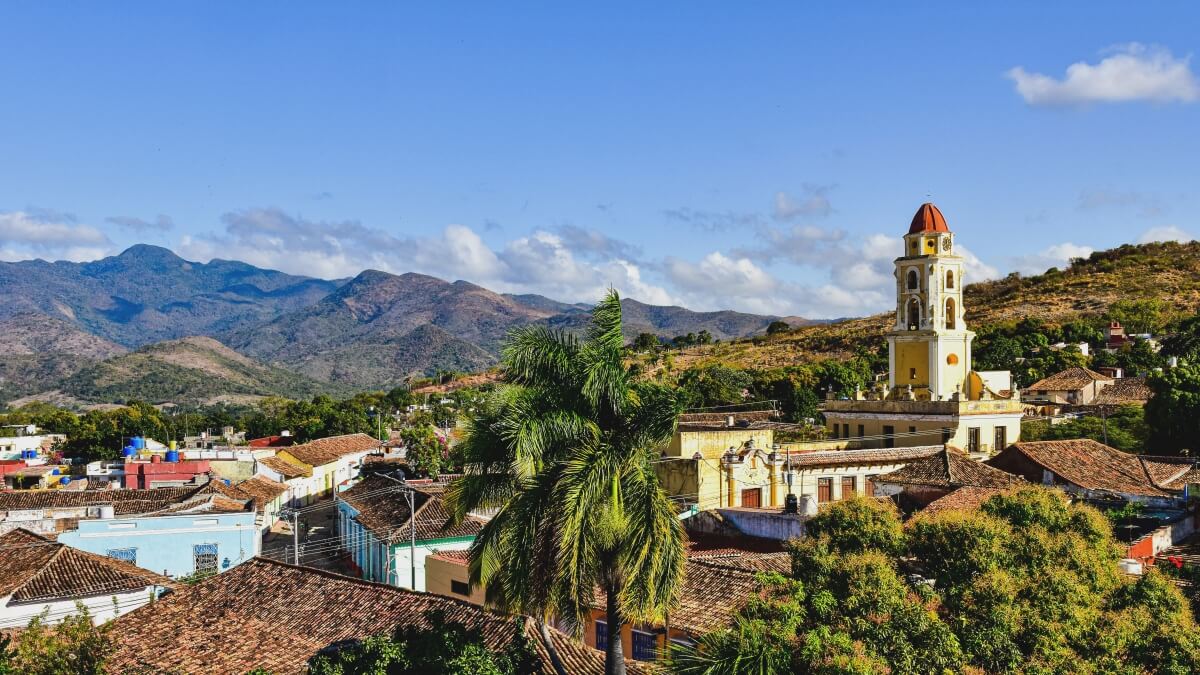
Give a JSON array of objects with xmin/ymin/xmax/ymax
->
[{"xmin": 823, "ymin": 203, "xmax": 1024, "ymax": 456}]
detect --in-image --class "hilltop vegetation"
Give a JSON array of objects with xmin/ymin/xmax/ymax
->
[
  {"xmin": 45, "ymin": 337, "xmax": 338, "ymax": 407},
  {"xmin": 663, "ymin": 240, "xmax": 1200, "ymax": 373}
]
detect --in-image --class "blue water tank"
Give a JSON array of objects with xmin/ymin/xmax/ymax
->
[
  {"xmin": 60, "ymin": 476, "xmax": 71, "ymax": 485},
  {"xmin": 51, "ymin": 468, "xmax": 60, "ymax": 475},
  {"xmin": 122, "ymin": 445, "xmax": 136, "ymax": 458},
  {"xmin": 165, "ymin": 450, "xmax": 180, "ymax": 463},
  {"xmin": 131, "ymin": 436, "xmax": 146, "ymax": 450}
]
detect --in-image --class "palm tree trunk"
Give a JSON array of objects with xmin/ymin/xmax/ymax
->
[{"xmin": 605, "ymin": 576, "xmax": 627, "ymax": 675}]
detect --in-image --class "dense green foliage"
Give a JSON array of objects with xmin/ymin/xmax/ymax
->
[
  {"xmin": 1146, "ymin": 364, "xmax": 1200, "ymax": 455},
  {"xmin": 0, "ymin": 385, "xmax": 478, "ymax": 463},
  {"xmin": 306, "ymin": 610, "xmax": 538, "ymax": 675},
  {"xmin": 671, "ymin": 490, "xmax": 1200, "ymax": 674},
  {"xmin": 1021, "ymin": 404, "xmax": 1149, "ymax": 453},
  {"xmin": 447, "ymin": 291, "xmax": 686, "ymax": 675}
]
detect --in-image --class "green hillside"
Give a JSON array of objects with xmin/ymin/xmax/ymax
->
[{"xmin": 48, "ymin": 336, "xmax": 341, "ymax": 406}]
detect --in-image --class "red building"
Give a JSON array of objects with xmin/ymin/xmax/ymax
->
[{"xmin": 124, "ymin": 455, "xmax": 212, "ymax": 489}]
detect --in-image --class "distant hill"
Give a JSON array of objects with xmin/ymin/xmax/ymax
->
[
  {"xmin": 0, "ymin": 245, "xmax": 340, "ymax": 348},
  {"xmin": 19, "ymin": 336, "xmax": 339, "ymax": 407},
  {"xmin": 224, "ymin": 269, "xmax": 803, "ymax": 389},
  {"xmin": 0, "ymin": 313, "xmax": 128, "ymax": 403},
  {"xmin": 668, "ymin": 240, "xmax": 1200, "ymax": 372},
  {"xmin": 543, "ymin": 298, "xmax": 813, "ymax": 342},
  {"xmin": 0, "ymin": 246, "xmax": 800, "ymax": 399}
]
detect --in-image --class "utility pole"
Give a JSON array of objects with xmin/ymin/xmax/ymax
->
[
  {"xmin": 381, "ymin": 473, "xmax": 418, "ymax": 589},
  {"xmin": 281, "ymin": 508, "xmax": 300, "ymax": 565}
]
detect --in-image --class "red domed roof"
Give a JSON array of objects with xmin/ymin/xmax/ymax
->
[{"xmin": 908, "ymin": 203, "xmax": 950, "ymax": 234}]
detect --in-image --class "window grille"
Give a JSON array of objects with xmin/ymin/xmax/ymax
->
[
  {"xmin": 632, "ymin": 630, "xmax": 659, "ymax": 661},
  {"xmin": 595, "ymin": 621, "xmax": 608, "ymax": 651},
  {"xmin": 193, "ymin": 543, "xmax": 219, "ymax": 575},
  {"xmin": 107, "ymin": 547, "xmax": 137, "ymax": 565}
]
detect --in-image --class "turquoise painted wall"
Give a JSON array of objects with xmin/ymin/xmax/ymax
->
[{"xmin": 58, "ymin": 511, "xmax": 259, "ymax": 578}]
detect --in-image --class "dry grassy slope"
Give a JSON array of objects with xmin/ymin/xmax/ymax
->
[{"xmin": 669, "ymin": 240, "xmax": 1200, "ymax": 371}]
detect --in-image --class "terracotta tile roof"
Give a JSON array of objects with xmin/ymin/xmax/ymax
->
[
  {"xmin": 989, "ymin": 440, "xmax": 1184, "ymax": 498},
  {"xmin": 341, "ymin": 475, "xmax": 484, "ymax": 544},
  {"xmin": 920, "ymin": 486, "xmax": 1010, "ymax": 516},
  {"xmin": 258, "ymin": 455, "xmax": 307, "ymax": 479},
  {"xmin": 0, "ymin": 485, "xmax": 212, "ymax": 515},
  {"xmin": 0, "ymin": 529, "xmax": 174, "ymax": 603},
  {"xmin": 222, "ymin": 476, "xmax": 288, "ymax": 511},
  {"xmin": 686, "ymin": 551, "xmax": 791, "ymax": 574},
  {"xmin": 283, "ymin": 433, "xmax": 379, "ymax": 467},
  {"xmin": 875, "ymin": 447, "xmax": 1024, "ymax": 489},
  {"xmin": 785, "ymin": 445, "xmax": 943, "ymax": 468},
  {"xmin": 106, "ymin": 557, "xmax": 639, "ymax": 675},
  {"xmin": 1089, "ymin": 377, "xmax": 1153, "ymax": 406},
  {"xmin": 429, "ymin": 549, "xmax": 472, "ymax": 564},
  {"xmin": 1025, "ymin": 367, "xmax": 1112, "ymax": 392},
  {"xmin": 677, "ymin": 410, "xmax": 785, "ymax": 432},
  {"xmin": 908, "ymin": 202, "xmax": 950, "ymax": 234},
  {"xmin": 247, "ymin": 435, "xmax": 296, "ymax": 448}
]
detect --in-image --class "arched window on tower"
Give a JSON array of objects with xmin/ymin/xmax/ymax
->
[
  {"xmin": 907, "ymin": 298, "xmax": 921, "ymax": 330},
  {"xmin": 946, "ymin": 270, "xmax": 954, "ymax": 289},
  {"xmin": 906, "ymin": 269, "xmax": 919, "ymax": 291},
  {"xmin": 946, "ymin": 298, "xmax": 956, "ymax": 329}
]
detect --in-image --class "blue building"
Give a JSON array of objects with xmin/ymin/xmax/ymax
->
[
  {"xmin": 58, "ymin": 496, "xmax": 260, "ymax": 579},
  {"xmin": 336, "ymin": 475, "xmax": 484, "ymax": 590}
]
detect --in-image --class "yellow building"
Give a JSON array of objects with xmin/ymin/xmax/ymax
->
[{"xmin": 823, "ymin": 203, "xmax": 1023, "ymax": 455}]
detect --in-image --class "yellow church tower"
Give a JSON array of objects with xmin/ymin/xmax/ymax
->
[
  {"xmin": 822, "ymin": 203, "xmax": 1024, "ymax": 456},
  {"xmin": 889, "ymin": 203, "xmax": 972, "ymax": 401}
]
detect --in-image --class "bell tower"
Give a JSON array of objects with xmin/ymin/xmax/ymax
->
[{"xmin": 887, "ymin": 203, "xmax": 973, "ymax": 400}]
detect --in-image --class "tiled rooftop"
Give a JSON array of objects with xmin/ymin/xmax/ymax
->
[
  {"xmin": 989, "ymin": 440, "xmax": 1192, "ymax": 499},
  {"xmin": 0, "ymin": 529, "xmax": 174, "ymax": 604},
  {"xmin": 258, "ymin": 455, "xmax": 307, "ymax": 479},
  {"xmin": 283, "ymin": 433, "xmax": 380, "ymax": 467},
  {"xmin": 920, "ymin": 486, "xmax": 1010, "ymax": 516},
  {"xmin": 1089, "ymin": 377, "xmax": 1153, "ymax": 406},
  {"xmin": 0, "ymin": 484, "xmax": 213, "ymax": 516},
  {"xmin": 1025, "ymin": 366, "xmax": 1112, "ymax": 392},
  {"xmin": 341, "ymin": 474, "xmax": 484, "ymax": 544},
  {"xmin": 105, "ymin": 557, "xmax": 642, "ymax": 675},
  {"xmin": 876, "ymin": 447, "xmax": 1024, "ymax": 489},
  {"xmin": 785, "ymin": 445, "xmax": 943, "ymax": 468}
]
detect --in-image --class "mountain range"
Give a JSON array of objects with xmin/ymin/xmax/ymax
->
[{"xmin": 0, "ymin": 245, "xmax": 800, "ymax": 405}]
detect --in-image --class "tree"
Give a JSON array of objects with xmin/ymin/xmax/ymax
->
[
  {"xmin": 1146, "ymin": 364, "xmax": 1200, "ymax": 455},
  {"xmin": 306, "ymin": 610, "xmax": 539, "ymax": 675},
  {"xmin": 766, "ymin": 320, "xmax": 791, "ymax": 335},
  {"xmin": 446, "ymin": 291, "xmax": 685, "ymax": 675},
  {"xmin": 400, "ymin": 423, "xmax": 447, "ymax": 478},
  {"xmin": 1162, "ymin": 314, "xmax": 1200, "ymax": 363},
  {"xmin": 630, "ymin": 332, "xmax": 660, "ymax": 352},
  {"xmin": 0, "ymin": 605, "xmax": 113, "ymax": 675},
  {"xmin": 1107, "ymin": 298, "xmax": 1166, "ymax": 335},
  {"xmin": 671, "ymin": 487, "xmax": 1200, "ymax": 674}
]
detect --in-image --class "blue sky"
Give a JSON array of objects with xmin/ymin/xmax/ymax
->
[{"xmin": 1, "ymin": 2, "xmax": 1197, "ymax": 318}]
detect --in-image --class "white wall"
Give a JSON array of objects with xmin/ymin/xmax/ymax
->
[
  {"xmin": 0, "ymin": 588, "xmax": 155, "ymax": 631},
  {"xmin": 392, "ymin": 539, "xmax": 472, "ymax": 592}
]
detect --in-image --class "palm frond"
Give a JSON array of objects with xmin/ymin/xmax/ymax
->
[
  {"xmin": 502, "ymin": 325, "xmax": 581, "ymax": 388},
  {"xmin": 618, "ymin": 465, "xmax": 686, "ymax": 622}
]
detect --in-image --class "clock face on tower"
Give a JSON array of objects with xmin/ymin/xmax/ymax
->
[{"xmin": 942, "ymin": 238, "xmax": 952, "ymax": 252}]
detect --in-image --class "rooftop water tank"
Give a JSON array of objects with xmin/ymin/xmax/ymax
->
[
  {"xmin": 98, "ymin": 504, "xmax": 115, "ymax": 519},
  {"xmin": 51, "ymin": 467, "xmax": 60, "ymax": 475},
  {"xmin": 165, "ymin": 450, "xmax": 180, "ymax": 463},
  {"xmin": 131, "ymin": 436, "xmax": 146, "ymax": 450},
  {"xmin": 122, "ymin": 445, "xmax": 136, "ymax": 458},
  {"xmin": 59, "ymin": 476, "xmax": 71, "ymax": 485}
]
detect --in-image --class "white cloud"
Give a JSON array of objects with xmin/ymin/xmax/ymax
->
[
  {"xmin": 179, "ymin": 207, "xmax": 675, "ymax": 308},
  {"xmin": 1138, "ymin": 225, "xmax": 1194, "ymax": 243},
  {"xmin": 773, "ymin": 184, "xmax": 834, "ymax": 221},
  {"xmin": 1007, "ymin": 43, "xmax": 1200, "ymax": 106},
  {"xmin": 107, "ymin": 214, "xmax": 175, "ymax": 233},
  {"xmin": 1010, "ymin": 242, "xmax": 1095, "ymax": 275},
  {"xmin": 0, "ymin": 210, "xmax": 113, "ymax": 262}
]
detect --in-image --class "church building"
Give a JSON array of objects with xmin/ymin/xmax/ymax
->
[{"xmin": 822, "ymin": 203, "xmax": 1024, "ymax": 456}]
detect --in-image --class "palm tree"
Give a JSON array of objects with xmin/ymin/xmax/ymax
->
[{"xmin": 446, "ymin": 290, "xmax": 686, "ymax": 675}]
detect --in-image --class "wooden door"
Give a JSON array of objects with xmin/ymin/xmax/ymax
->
[
  {"xmin": 817, "ymin": 478, "xmax": 833, "ymax": 503},
  {"xmin": 841, "ymin": 476, "xmax": 857, "ymax": 499},
  {"xmin": 740, "ymin": 488, "xmax": 762, "ymax": 508}
]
